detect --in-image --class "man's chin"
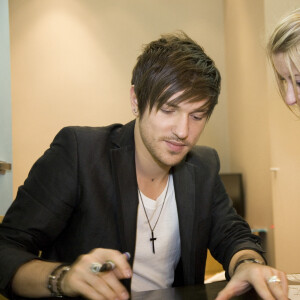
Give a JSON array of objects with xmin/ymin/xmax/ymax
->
[{"xmin": 158, "ymin": 154, "xmax": 187, "ymax": 168}]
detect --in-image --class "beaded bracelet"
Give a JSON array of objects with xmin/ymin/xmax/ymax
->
[
  {"xmin": 57, "ymin": 266, "xmax": 71, "ymax": 296},
  {"xmin": 48, "ymin": 264, "xmax": 70, "ymax": 297}
]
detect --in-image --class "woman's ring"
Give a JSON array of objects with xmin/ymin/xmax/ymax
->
[{"xmin": 268, "ymin": 275, "xmax": 281, "ymax": 284}]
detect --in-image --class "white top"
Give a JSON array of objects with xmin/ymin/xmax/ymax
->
[{"xmin": 131, "ymin": 175, "xmax": 181, "ymax": 292}]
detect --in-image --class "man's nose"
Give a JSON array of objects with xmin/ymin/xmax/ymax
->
[{"xmin": 172, "ymin": 115, "xmax": 189, "ymax": 140}]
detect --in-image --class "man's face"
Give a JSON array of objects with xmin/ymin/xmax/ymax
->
[{"xmin": 135, "ymin": 93, "xmax": 209, "ymax": 168}]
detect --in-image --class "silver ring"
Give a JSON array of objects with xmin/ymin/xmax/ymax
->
[
  {"xmin": 268, "ymin": 275, "xmax": 281, "ymax": 284},
  {"xmin": 90, "ymin": 262, "xmax": 102, "ymax": 273}
]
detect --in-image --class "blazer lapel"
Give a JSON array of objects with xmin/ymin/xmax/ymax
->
[
  {"xmin": 110, "ymin": 121, "xmax": 139, "ymax": 264},
  {"xmin": 173, "ymin": 161, "xmax": 196, "ymax": 284}
]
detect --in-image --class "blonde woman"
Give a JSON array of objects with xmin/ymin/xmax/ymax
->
[{"xmin": 268, "ymin": 8, "xmax": 300, "ymax": 107}]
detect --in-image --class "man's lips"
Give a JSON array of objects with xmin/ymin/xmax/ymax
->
[{"xmin": 164, "ymin": 140, "xmax": 187, "ymax": 152}]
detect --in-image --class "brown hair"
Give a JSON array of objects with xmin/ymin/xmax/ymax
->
[{"xmin": 131, "ymin": 31, "xmax": 221, "ymax": 119}]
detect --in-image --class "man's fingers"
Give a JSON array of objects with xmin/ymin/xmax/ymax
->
[
  {"xmin": 90, "ymin": 249, "xmax": 132, "ymax": 279},
  {"xmin": 96, "ymin": 271, "xmax": 130, "ymax": 299},
  {"xmin": 70, "ymin": 280, "xmax": 106, "ymax": 300},
  {"xmin": 66, "ymin": 264, "xmax": 129, "ymax": 300},
  {"xmin": 250, "ymin": 275, "xmax": 276, "ymax": 300},
  {"xmin": 61, "ymin": 248, "xmax": 132, "ymax": 299},
  {"xmin": 265, "ymin": 273, "xmax": 289, "ymax": 300},
  {"xmin": 215, "ymin": 285, "xmax": 235, "ymax": 300},
  {"xmin": 267, "ymin": 281, "xmax": 287, "ymax": 300},
  {"xmin": 85, "ymin": 250, "xmax": 131, "ymax": 299},
  {"xmin": 278, "ymin": 272, "xmax": 289, "ymax": 296},
  {"xmin": 250, "ymin": 270, "xmax": 288, "ymax": 300},
  {"xmin": 216, "ymin": 267, "xmax": 288, "ymax": 300},
  {"xmin": 215, "ymin": 280, "xmax": 251, "ymax": 300}
]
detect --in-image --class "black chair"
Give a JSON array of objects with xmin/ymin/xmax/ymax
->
[{"xmin": 220, "ymin": 173, "xmax": 245, "ymax": 217}]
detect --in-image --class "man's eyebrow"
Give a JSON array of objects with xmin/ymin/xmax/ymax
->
[
  {"xmin": 163, "ymin": 102, "xmax": 177, "ymax": 107},
  {"xmin": 192, "ymin": 107, "xmax": 209, "ymax": 113},
  {"xmin": 163, "ymin": 102, "xmax": 209, "ymax": 113}
]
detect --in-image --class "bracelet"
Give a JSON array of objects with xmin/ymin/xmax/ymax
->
[
  {"xmin": 48, "ymin": 264, "xmax": 70, "ymax": 297},
  {"xmin": 57, "ymin": 266, "xmax": 71, "ymax": 296},
  {"xmin": 233, "ymin": 258, "xmax": 265, "ymax": 274}
]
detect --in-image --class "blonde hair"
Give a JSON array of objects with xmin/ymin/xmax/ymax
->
[{"xmin": 267, "ymin": 8, "xmax": 300, "ymax": 105}]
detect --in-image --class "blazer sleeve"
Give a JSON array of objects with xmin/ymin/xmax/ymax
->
[
  {"xmin": 0, "ymin": 127, "xmax": 79, "ymax": 292},
  {"xmin": 207, "ymin": 149, "xmax": 265, "ymax": 279}
]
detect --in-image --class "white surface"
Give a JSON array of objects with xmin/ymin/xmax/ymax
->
[
  {"xmin": 288, "ymin": 274, "xmax": 300, "ymax": 282},
  {"xmin": 289, "ymin": 285, "xmax": 300, "ymax": 299}
]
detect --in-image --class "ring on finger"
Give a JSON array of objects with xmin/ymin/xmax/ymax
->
[
  {"xmin": 268, "ymin": 275, "xmax": 281, "ymax": 284},
  {"xmin": 90, "ymin": 262, "xmax": 102, "ymax": 273}
]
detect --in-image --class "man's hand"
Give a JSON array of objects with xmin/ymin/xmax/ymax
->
[
  {"xmin": 61, "ymin": 248, "xmax": 132, "ymax": 300},
  {"xmin": 216, "ymin": 263, "xmax": 288, "ymax": 300}
]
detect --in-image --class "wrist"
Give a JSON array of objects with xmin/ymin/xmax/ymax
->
[
  {"xmin": 48, "ymin": 264, "xmax": 71, "ymax": 297},
  {"xmin": 233, "ymin": 258, "xmax": 265, "ymax": 274}
]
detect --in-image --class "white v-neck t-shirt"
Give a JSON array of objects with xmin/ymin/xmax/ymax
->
[{"xmin": 131, "ymin": 175, "xmax": 181, "ymax": 292}]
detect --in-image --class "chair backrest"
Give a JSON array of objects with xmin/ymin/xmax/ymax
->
[{"xmin": 220, "ymin": 173, "xmax": 245, "ymax": 218}]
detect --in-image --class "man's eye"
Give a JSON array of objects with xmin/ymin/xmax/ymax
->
[
  {"xmin": 161, "ymin": 107, "xmax": 174, "ymax": 113},
  {"xmin": 192, "ymin": 115, "xmax": 203, "ymax": 121},
  {"xmin": 190, "ymin": 113, "xmax": 205, "ymax": 121}
]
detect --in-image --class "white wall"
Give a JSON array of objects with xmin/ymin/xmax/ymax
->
[
  {"xmin": 224, "ymin": 0, "xmax": 275, "ymax": 265},
  {"xmin": 9, "ymin": 0, "xmax": 230, "ymax": 197}
]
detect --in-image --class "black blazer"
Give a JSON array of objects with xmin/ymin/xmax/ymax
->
[{"xmin": 0, "ymin": 120, "xmax": 263, "ymax": 296}]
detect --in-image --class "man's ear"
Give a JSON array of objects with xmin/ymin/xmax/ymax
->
[{"xmin": 130, "ymin": 85, "xmax": 138, "ymax": 116}]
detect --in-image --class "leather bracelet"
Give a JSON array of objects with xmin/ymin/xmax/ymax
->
[
  {"xmin": 48, "ymin": 264, "xmax": 69, "ymax": 297},
  {"xmin": 233, "ymin": 258, "xmax": 265, "ymax": 274}
]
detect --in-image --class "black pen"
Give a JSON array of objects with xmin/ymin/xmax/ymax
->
[
  {"xmin": 100, "ymin": 261, "xmax": 115, "ymax": 272},
  {"xmin": 100, "ymin": 252, "xmax": 131, "ymax": 273}
]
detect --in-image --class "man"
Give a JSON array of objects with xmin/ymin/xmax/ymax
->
[{"xmin": 0, "ymin": 32, "xmax": 288, "ymax": 300}]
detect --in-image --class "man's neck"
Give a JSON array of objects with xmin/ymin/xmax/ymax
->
[
  {"xmin": 135, "ymin": 151, "xmax": 170, "ymax": 200},
  {"xmin": 134, "ymin": 122, "xmax": 170, "ymax": 199},
  {"xmin": 136, "ymin": 170, "xmax": 170, "ymax": 201}
]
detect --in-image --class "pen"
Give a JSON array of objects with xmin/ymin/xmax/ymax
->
[
  {"xmin": 100, "ymin": 261, "xmax": 115, "ymax": 272},
  {"xmin": 99, "ymin": 252, "xmax": 131, "ymax": 273}
]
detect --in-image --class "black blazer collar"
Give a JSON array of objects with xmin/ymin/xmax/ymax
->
[
  {"xmin": 173, "ymin": 161, "xmax": 196, "ymax": 283},
  {"xmin": 110, "ymin": 120, "xmax": 138, "ymax": 263}
]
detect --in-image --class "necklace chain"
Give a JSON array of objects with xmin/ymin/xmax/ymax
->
[{"xmin": 138, "ymin": 176, "xmax": 170, "ymax": 254}]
